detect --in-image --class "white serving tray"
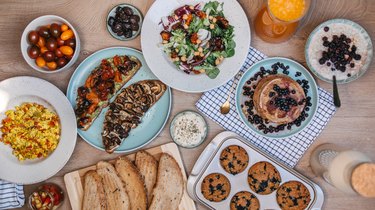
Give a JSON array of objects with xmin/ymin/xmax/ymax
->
[{"xmin": 187, "ymin": 131, "xmax": 324, "ymax": 210}]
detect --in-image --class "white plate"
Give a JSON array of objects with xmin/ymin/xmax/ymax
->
[
  {"xmin": 141, "ymin": 0, "xmax": 251, "ymax": 93},
  {"xmin": 0, "ymin": 76, "xmax": 77, "ymax": 184}
]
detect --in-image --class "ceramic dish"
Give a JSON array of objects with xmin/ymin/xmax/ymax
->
[
  {"xmin": 235, "ymin": 57, "xmax": 319, "ymax": 139},
  {"xmin": 66, "ymin": 47, "xmax": 172, "ymax": 153},
  {"xmin": 0, "ymin": 76, "xmax": 77, "ymax": 184},
  {"xmin": 20, "ymin": 15, "xmax": 80, "ymax": 73},
  {"xmin": 187, "ymin": 131, "xmax": 324, "ymax": 210},
  {"xmin": 106, "ymin": 4, "xmax": 143, "ymax": 41},
  {"xmin": 170, "ymin": 110, "xmax": 208, "ymax": 148},
  {"xmin": 141, "ymin": 0, "xmax": 251, "ymax": 93},
  {"xmin": 305, "ymin": 19, "xmax": 373, "ymax": 84}
]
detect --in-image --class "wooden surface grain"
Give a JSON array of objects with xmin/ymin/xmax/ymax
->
[{"xmin": 0, "ymin": 0, "xmax": 374, "ymax": 209}]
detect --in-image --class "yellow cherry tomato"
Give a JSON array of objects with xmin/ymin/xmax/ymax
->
[
  {"xmin": 37, "ymin": 37, "xmax": 45, "ymax": 48},
  {"xmin": 36, "ymin": 57, "xmax": 46, "ymax": 67},
  {"xmin": 60, "ymin": 29, "xmax": 74, "ymax": 41},
  {"xmin": 46, "ymin": 61, "xmax": 57, "ymax": 70},
  {"xmin": 59, "ymin": 46, "xmax": 74, "ymax": 56},
  {"xmin": 61, "ymin": 24, "xmax": 69, "ymax": 32},
  {"xmin": 40, "ymin": 46, "xmax": 48, "ymax": 54}
]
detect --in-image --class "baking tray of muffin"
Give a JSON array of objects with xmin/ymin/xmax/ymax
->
[{"xmin": 187, "ymin": 131, "xmax": 324, "ymax": 210}]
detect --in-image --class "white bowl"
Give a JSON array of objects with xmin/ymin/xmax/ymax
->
[{"xmin": 21, "ymin": 15, "xmax": 81, "ymax": 73}]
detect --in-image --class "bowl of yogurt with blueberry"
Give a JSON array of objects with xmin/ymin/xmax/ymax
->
[{"xmin": 305, "ymin": 19, "xmax": 373, "ymax": 84}]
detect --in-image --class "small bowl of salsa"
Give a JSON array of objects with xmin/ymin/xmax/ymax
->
[
  {"xmin": 170, "ymin": 110, "xmax": 208, "ymax": 149},
  {"xmin": 28, "ymin": 183, "xmax": 64, "ymax": 210}
]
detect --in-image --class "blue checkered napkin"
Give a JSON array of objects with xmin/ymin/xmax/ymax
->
[
  {"xmin": 0, "ymin": 180, "xmax": 24, "ymax": 209},
  {"xmin": 196, "ymin": 47, "xmax": 336, "ymax": 167}
]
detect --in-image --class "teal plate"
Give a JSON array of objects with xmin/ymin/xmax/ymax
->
[
  {"xmin": 235, "ymin": 57, "xmax": 319, "ymax": 139},
  {"xmin": 67, "ymin": 47, "xmax": 172, "ymax": 153}
]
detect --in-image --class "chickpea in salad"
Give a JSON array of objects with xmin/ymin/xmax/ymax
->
[{"xmin": 160, "ymin": 1, "xmax": 236, "ymax": 79}]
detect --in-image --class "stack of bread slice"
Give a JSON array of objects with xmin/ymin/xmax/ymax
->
[{"xmin": 82, "ymin": 151, "xmax": 184, "ymax": 210}]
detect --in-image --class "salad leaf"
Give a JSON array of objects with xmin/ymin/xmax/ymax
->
[
  {"xmin": 195, "ymin": 64, "xmax": 220, "ymax": 79},
  {"xmin": 203, "ymin": 2, "xmax": 224, "ymax": 16}
]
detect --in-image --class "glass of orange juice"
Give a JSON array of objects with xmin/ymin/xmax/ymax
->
[{"xmin": 254, "ymin": 0, "xmax": 312, "ymax": 43}]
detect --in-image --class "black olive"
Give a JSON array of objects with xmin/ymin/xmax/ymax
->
[
  {"xmin": 131, "ymin": 23, "xmax": 139, "ymax": 31},
  {"xmin": 112, "ymin": 23, "xmax": 122, "ymax": 32},
  {"xmin": 124, "ymin": 29, "xmax": 133, "ymax": 38},
  {"xmin": 122, "ymin": 23, "xmax": 131, "ymax": 30},
  {"xmin": 116, "ymin": 30, "xmax": 124, "ymax": 36},
  {"xmin": 130, "ymin": 15, "xmax": 140, "ymax": 24},
  {"xmin": 115, "ymin": 6, "xmax": 122, "ymax": 14},
  {"xmin": 108, "ymin": 16, "xmax": 115, "ymax": 26},
  {"xmin": 123, "ymin": 7, "xmax": 133, "ymax": 16}
]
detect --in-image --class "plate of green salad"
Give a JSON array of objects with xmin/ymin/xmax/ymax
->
[{"xmin": 141, "ymin": 0, "xmax": 250, "ymax": 92}]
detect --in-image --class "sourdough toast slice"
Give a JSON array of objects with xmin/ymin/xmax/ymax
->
[
  {"xmin": 135, "ymin": 150, "xmax": 158, "ymax": 206},
  {"xmin": 149, "ymin": 153, "xmax": 184, "ymax": 210},
  {"xmin": 82, "ymin": 170, "xmax": 107, "ymax": 210},
  {"xmin": 115, "ymin": 156, "xmax": 147, "ymax": 210},
  {"xmin": 96, "ymin": 161, "xmax": 130, "ymax": 210}
]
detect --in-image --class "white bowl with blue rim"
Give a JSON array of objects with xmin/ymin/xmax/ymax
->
[{"xmin": 305, "ymin": 18, "xmax": 373, "ymax": 84}]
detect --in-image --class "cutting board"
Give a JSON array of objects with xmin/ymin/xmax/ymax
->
[{"xmin": 64, "ymin": 142, "xmax": 196, "ymax": 210}]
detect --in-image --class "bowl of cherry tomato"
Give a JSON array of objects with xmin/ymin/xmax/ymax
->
[
  {"xmin": 21, "ymin": 15, "xmax": 80, "ymax": 73},
  {"xmin": 28, "ymin": 183, "xmax": 64, "ymax": 210}
]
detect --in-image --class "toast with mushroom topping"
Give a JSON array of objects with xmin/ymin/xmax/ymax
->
[
  {"xmin": 102, "ymin": 80, "xmax": 167, "ymax": 153},
  {"xmin": 75, "ymin": 55, "xmax": 141, "ymax": 130}
]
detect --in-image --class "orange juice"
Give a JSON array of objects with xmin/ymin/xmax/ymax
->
[
  {"xmin": 269, "ymin": 0, "xmax": 306, "ymax": 22},
  {"xmin": 254, "ymin": 0, "xmax": 309, "ymax": 43}
]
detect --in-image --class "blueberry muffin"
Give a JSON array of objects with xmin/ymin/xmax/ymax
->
[
  {"xmin": 276, "ymin": 181, "xmax": 311, "ymax": 210},
  {"xmin": 230, "ymin": 191, "xmax": 260, "ymax": 210},
  {"xmin": 201, "ymin": 173, "xmax": 231, "ymax": 202},
  {"xmin": 220, "ymin": 145, "xmax": 249, "ymax": 175},
  {"xmin": 247, "ymin": 161, "xmax": 281, "ymax": 195}
]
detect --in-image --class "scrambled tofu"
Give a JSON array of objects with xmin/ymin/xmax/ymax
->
[{"xmin": 0, "ymin": 103, "xmax": 60, "ymax": 161}]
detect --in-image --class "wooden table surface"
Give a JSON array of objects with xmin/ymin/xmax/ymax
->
[{"xmin": 0, "ymin": 0, "xmax": 374, "ymax": 209}]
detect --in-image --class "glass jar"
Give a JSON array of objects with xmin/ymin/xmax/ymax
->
[
  {"xmin": 310, "ymin": 143, "xmax": 375, "ymax": 197},
  {"xmin": 254, "ymin": 0, "xmax": 312, "ymax": 43},
  {"xmin": 28, "ymin": 183, "xmax": 64, "ymax": 210}
]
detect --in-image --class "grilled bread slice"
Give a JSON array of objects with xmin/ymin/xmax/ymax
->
[
  {"xmin": 149, "ymin": 153, "xmax": 184, "ymax": 210},
  {"xmin": 75, "ymin": 55, "xmax": 141, "ymax": 130},
  {"xmin": 102, "ymin": 80, "xmax": 167, "ymax": 153},
  {"xmin": 115, "ymin": 156, "xmax": 147, "ymax": 210},
  {"xmin": 82, "ymin": 170, "xmax": 107, "ymax": 210},
  {"xmin": 135, "ymin": 150, "xmax": 158, "ymax": 206},
  {"xmin": 96, "ymin": 161, "xmax": 130, "ymax": 210}
]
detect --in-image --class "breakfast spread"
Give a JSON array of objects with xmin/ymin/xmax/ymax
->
[
  {"xmin": 26, "ymin": 23, "xmax": 76, "ymax": 70},
  {"xmin": 276, "ymin": 181, "xmax": 311, "ymax": 210},
  {"xmin": 230, "ymin": 191, "xmax": 260, "ymax": 210},
  {"xmin": 102, "ymin": 80, "xmax": 167, "ymax": 153},
  {"xmin": 4, "ymin": 0, "xmax": 375, "ymax": 209},
  {"xmin": 170, "ymin": 111, "xmax": 207, "ymax": 148},
  {"xmin": 75, "ymin": 55, "xmax": 141, "ymax": 130},
  {"xmin": 0, "ymin": 103, "xmax": 60, "ymax": 161},
  {"xmin": 241, "ymin": 62, "xmax": 312, "ymax": 134},
  {"xmin": 108, "ymin": 5, "xmax": 141, "ymax": 39},
  {"xmin": 201, "ymin": 173, "xmax": 231, "ymax": 202},
  {"xmin": 307, "ymin": 20, "xmax": 370, "ymax": 81},
  {"xmin": 160, "ymin": 1, "xmax": 235, "ymax": 78},
  {"xmin": 220, "ymin": 145, "xmax": 249, "ymax": 175}
]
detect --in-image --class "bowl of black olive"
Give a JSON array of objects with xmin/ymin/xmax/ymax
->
[{"xmin": 107, "ymin": 4, "xmax": 143, "ymax": 41}]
